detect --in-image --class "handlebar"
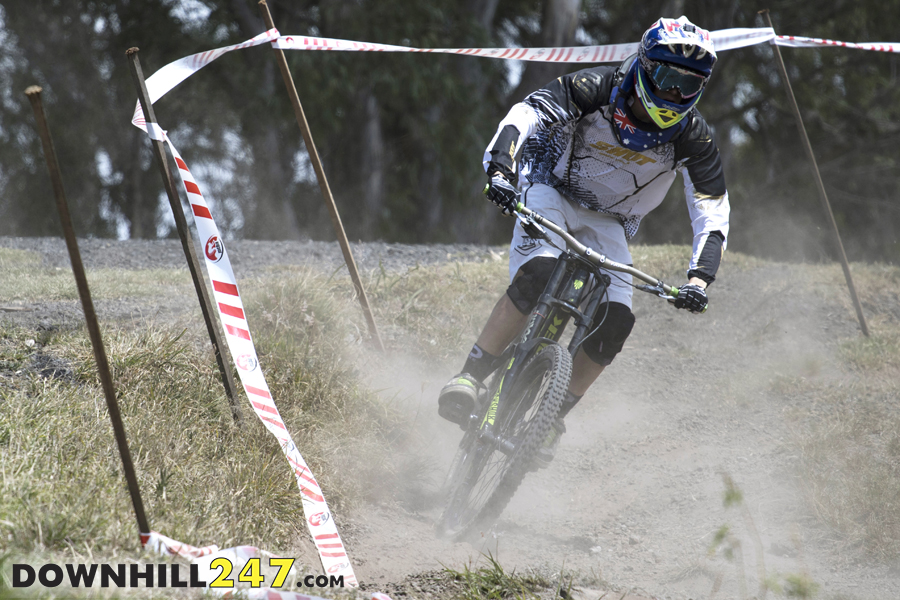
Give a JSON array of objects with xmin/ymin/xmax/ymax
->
[{"xmin": 511, "ymin": 201, "xmax": 681, "ymax": 301}]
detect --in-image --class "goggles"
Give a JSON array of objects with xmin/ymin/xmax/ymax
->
[{"xmin": 644, "ymin": 60, "xmax": 708, "ymax": 99}]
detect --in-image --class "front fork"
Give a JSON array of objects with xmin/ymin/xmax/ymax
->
[{"xmin": 472, "ymin": 253, "xmax": 610, "ymax": 437}]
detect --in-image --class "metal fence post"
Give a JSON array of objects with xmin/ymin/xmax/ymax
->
[
  {"xmin": 761, "ymin": 10, "xmax": 870, "ymax": 336},
  {"xmin": 26, "ymin": 85, "xmax": 152, "ymax": 543},
  {"xmin": 126, "ymin": 48, "xmax": 247, "ymax": 421}
]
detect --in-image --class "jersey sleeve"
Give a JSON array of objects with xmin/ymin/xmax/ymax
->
[
  {"xmin": 675, "ymin": 114, "xmax": 730, "ymax": 284},
  {"xmin": 483, "ymin": 68, "xmax": 613, "ymax": 179}
]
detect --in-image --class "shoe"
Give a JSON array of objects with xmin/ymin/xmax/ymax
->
[
  {"xmin": 533, "ymin": 418, "xmax": 566, "ymax": 469},
  {"xmin": 438, "ymin": 373, "xmax": 482, "ymax": 427}
]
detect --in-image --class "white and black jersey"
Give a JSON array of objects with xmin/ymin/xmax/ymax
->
[{"xmin": 484, "ymin": 61, "xmax": 730, "ymax": 284}]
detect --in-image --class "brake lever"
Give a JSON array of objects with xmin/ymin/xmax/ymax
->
[
  {"xmin": 516, "ymin": 213, "xmax": 550, "ymax": 242},
  {"xmin": 635, "ymin": 283, "xmax": 679, "ymax": 300}
]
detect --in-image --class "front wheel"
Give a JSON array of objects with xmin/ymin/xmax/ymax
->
[{"xmin": 435, "ymin": 343, "xmax": 572, "ymax": 540}]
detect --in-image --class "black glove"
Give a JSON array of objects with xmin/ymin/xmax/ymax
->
[
  {"xmin": 674, "ymin": 283, "xmax": 708, "ymax": 314},
  {"xmin": 485, "ymin": 174, "xmax": 519, "ymax": 216}
]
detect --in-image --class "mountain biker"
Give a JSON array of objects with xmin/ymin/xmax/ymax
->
[{"xmin": 438, "ymin": 16, "xmax": 730, "ymax": 467}]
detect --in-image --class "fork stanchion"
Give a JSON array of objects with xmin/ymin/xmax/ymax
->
[
  {"xmin": 25, "ymin": 85, "xmax": 152, "ymax": 543},
  {"xmin": 761, "ymin": 10, "xmax": 870, "ymax": 337}
]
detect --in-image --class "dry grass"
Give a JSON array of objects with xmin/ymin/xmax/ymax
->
[
  {"xmin": 364, "ymin": 256, "xmax": 508, "ymax": 362},
  {"xmin": 791, "ymin": 380, "xmax": 900, "ymax": 561},
  {"xmin": 0, "ymin": 248, "xmax": 192, "ymax": 303},
  {"xmin": 0, "ymin": 257, "xmax": 416, "ymax": 598},
  {"xmin": 774, "ymin": 258, "xmax": 900, "ymax": 562},
  {"xmin": 360, "ymin": 244, "xmax": 765, "ymax": 364}
]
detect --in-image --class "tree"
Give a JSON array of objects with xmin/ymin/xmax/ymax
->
[{"xmin": 2, "ymin": 1, "xmax": 898, "ymax": 262}]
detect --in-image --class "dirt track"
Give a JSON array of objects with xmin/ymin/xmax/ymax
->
[
  {"xmin": 352, "ymin": 261, "xmax": 898, "ymax": 599},
  {"xmin": 2, "ymin": 236, "xmax": 898, "ymax": 599}
]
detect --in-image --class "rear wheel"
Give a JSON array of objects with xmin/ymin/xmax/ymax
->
[{"xmin": 435, "ymin": 344, "xmax": 571, "ymax": 540}]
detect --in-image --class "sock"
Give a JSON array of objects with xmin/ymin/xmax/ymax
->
[
  {"xmin": 461, "ymin": 343, "xmax": 500, "ymax": 382},
  {"xmin": 558, "ymin": 391, "xmax": 582, "ymax": 419}
]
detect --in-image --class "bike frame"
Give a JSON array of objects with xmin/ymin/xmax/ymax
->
[
  {"xmin": 470, "ymin": 202, "xmax": 681, "ymax": 442},
  {"xmin": 475, "ymin": 251, "xmax": 608, "ymax": 438}
]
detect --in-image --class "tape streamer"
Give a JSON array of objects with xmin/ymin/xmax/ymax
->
[
  {"xmin": 143, "ymin": 531, "xmax": 219, "ymax": 560},
  {"xmin": 134, "ymin": 26, "xmax": 900, "ymax": 129},
  {"xmin": 136, "ymin": 127, "xmax": 358, "ymax": 587},
  {"xmin": 271, "ymin": 26, "xmax": 777, "ymax": 57},
  {"xmin": 773, "ymin": 35, "xmax": 900, "ymax": 52}
]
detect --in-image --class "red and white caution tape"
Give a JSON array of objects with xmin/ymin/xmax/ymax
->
[
  {"xmin": 271, "ymin": 26, "xmax": 776, "ymax": 60},
  {"xmin": 271, "ymin": 27, "xmax": 900, "ymax": 56},
  {"xmin": 773, "ymin": 35, "xmax": 900, "ymax": 52},
  {"xmin": 142, "ymin": 531, "xmax": 219, "ymax": 560},
  {"xmin": 145, "ymin": 28, "xmax": 279, "ymax": 105},
  {"xmin": 131, "ymin": 27, "xmax": 280, "ymax": 130},
  {"xmin": 176, "ymin": 136, "xmax": 358, "ymax": 586},
  {"xmin": 134, "ymin": 25, "xmax": 900, "ymax": 125},
  {"xmin": 131, "ymin": 107, "xmax": 358, "ymax": 584}
]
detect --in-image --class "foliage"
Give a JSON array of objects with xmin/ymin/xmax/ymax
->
[{"xmin": 2, "ymin": 1, "xmax": 899, "ymax": 263}]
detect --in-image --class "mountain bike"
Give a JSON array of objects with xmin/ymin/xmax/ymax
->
[{"xmin": 435, "ymin": 200, "xmax": 683, "ymax": 541}]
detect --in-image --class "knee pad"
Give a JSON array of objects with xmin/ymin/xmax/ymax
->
[
  {"xmin": 506, "ymin": 257, "xmax": 558, "ymax": 315},
  {"xmin": 581, "ymin": 302, "xmax": 635, "ymax": 366}
]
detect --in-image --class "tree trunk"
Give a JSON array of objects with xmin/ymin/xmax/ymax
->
[
  {"xmin": 361, "ymin": 92, "xmax": 386, "ymax": 237},
  {"xmin": 510, "ymin": 0, "xmax": 582, "ymax": 102},
  {"xmin": 659, "ymin": 0, "xmax": 686, "ymax": 18},
  {"xmin": 419, "ymin": 105, "xmax": 444, "ymax": 235}
]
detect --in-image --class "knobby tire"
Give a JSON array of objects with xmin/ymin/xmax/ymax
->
[{"xmin": 436, "ymin": 343, "xmax": 572, "ymax": 541}]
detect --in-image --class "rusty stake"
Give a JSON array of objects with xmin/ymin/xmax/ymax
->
[
  {"xmin": 25, "ymin": 85, "xmax": 152, "ymax": 542},
  {"xmin": 126, "ymin": 47, "xmax": 246, "ymax": 421},
  {"xmin": 258, "ymin": 0, "xmax": 385, "ymax": 352}
]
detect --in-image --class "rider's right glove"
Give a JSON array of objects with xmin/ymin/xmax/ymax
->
[
  {"xmin": 485, "ymin": 174, "xmax": 519, "ymax": 216},
  {"xmin": 673, "ymin": 283, "xmax": 708, "ymax": 314}
]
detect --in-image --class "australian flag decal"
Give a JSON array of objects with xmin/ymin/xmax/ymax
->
[{"xmin": 614, "ymin": 108, "xmax": 636, "ymax": 134}]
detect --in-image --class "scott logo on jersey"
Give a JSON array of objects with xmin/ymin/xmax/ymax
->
[{"xmin": 589, "ymin": 139, "xmax": 657, "ymax": 166}]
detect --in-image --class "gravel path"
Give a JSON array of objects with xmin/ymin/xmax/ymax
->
[{"xmin": 0, "ymin": 236, "xmax": 502, "ymax": 273}]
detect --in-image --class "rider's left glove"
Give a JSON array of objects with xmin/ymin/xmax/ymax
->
[
  {"xmin": 485, "ymin": 174, "xmax": 519, "ymax": 216},
  {"xmin": 673, "ymin": 283, "xmax": 708, "ymax": 314}
]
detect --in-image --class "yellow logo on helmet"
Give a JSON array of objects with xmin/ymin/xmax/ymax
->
[
  {"xmin": 656, "ymin": 108, "xmax": 680, "ymax": 124},
  {"xmin": 636, "ymin": 71, "xmax": 690, "ymax": 129}
]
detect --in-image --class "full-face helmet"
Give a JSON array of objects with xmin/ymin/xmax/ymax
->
[{"xmin": 635, "ymin": 16, "xmax": 717, "ymax": 129}]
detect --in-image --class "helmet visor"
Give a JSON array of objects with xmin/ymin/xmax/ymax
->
[{"xmin": 645, "ymin": 60, "xmax": 708, "ymax": 99}]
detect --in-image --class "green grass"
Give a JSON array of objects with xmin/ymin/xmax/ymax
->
[{"xmin": 443, "ymin": 554, "xmax": 553, "ymax": 600}]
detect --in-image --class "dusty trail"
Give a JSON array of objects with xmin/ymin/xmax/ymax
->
[{"xmin": 350, "ymin": 264, "xmax": 899, "ymax": 599}]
